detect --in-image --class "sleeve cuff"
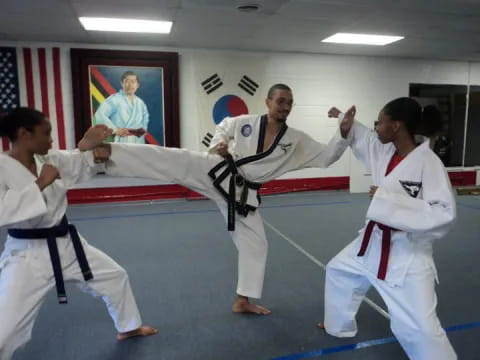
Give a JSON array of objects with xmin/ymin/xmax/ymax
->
[{"xmin": 82, "ymin": 150, "xmax": 106, "ymax": 172}]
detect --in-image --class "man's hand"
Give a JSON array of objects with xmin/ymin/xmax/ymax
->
[
  {"xmin": 93, "ymin": 144, "xmax": 112, "ymax": 164},
  {"xmin": 328, "ymin": 107, "xmax": 342, "ymax": 118},
  {"xmin": 78, "ymin": 125, "xmax": 113, "ymax": 151},
  {"xmin": 116, "ymin": 128, "xmax": 131, "ymax": 137},
  {"xmin": 213, "ymin": 142, "xmax": 229, "ymax": 158},
  {"xmin": 369, "ymin": 185, "xmax": 378, "ymax": 199},
  {"xmin": 35, "ymin": 164, "xmax": 60, "ymax": 190},
  {"xmin": 340, "ymin": 105, "xmax": 356, "ymax": 139}
]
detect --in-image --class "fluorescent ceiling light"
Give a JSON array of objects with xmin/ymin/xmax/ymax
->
[
  {"xmin": 79, "ymin": 17, "xmax": 172, "ymax": 34},
  {"xmin": 322, "ymin": 33, "xmax": 404, "ymax": 46}
]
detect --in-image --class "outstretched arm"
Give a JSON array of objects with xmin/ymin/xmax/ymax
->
[
  {"xmin": 291, "ymin": 106, "xmax": 356, "ymax": 169},
  {"xmin": 291, "ymin": 132, "xmax": 348, "ymax": 169},
  {"xmin": 45, "ymin": 125, "xmax": 113, "ymax": 186},
  {"xmin": 328, "ymin": 105, "xmax": 356, "ymax": 139},
  {"xmin": 328, "ymin": 105, "xmax": 389, "ymax": 171}
]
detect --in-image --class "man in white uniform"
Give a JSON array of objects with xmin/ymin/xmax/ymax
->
[
  {"xmin": 94, "ymin": 71, "xmax": 150, "ymax": 144},
  {"xmin": 97, "ymin": 84, "xmax": 352, "ymax": 315}
]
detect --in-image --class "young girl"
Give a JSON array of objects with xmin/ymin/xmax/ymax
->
[
  {"xmin": 0, "ymin": 108, "xmax": 157, "ymax": 360},
  {"xmin": 323, "ymin": 98, "xmax": 457, "ymax": 360}
]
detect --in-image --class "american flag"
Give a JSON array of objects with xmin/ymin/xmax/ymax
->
[{"xmin": 0, "ymin": 47, "xmax": 71, "ymax": 152}]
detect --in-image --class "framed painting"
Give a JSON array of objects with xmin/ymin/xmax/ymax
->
[{"xmin": 71, "ymin": 49, "xmax": 179, "ymax": 147}]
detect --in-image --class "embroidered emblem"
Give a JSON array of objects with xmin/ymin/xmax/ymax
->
[
  {"xmin": 241, "ymin": 124, "xmax": 252, "ymax": 137},
  {"xmin": 399, "ymin": 180, "xmax": 422, "ymax": 198},
  {"xmin": 278, "ymin": 142, "xmax": 292, "ymax": 153}
]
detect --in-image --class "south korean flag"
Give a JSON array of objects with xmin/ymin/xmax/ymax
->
[{"xmin": 194, "ymin": 54, "xmax": 267, "ymax": 148}]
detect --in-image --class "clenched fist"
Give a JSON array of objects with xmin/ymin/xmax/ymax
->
[
  {"xmin": 78, "ymin": 125, "xmax": 113, "ymax": 151},
  {"xmin": 36, "ymin": 164, "xmax": 60, "ymax": 190},
  {"xmin": 93, "ymin": 144, "xmax": 112, "ymax": 164},
  {"xmin": 328, "ymin": 107, "xmax": 341, "ymax": 118},
  {"xmin": 213, "ymin": 142, "xmax": 229, "ymax": 158}
]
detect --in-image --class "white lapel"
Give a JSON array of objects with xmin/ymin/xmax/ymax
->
[{"xmin": 2, "ymin": 154, "xmax": 37, "ymax": 184}]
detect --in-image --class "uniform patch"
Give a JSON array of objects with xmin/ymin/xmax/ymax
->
[
  {"xmin": 241, "ymin": 124, "xmax": 252, "ymax": 137},
  {"xmin": 399, "ymin": 180, "xmax": 422, "ymax": 198}
]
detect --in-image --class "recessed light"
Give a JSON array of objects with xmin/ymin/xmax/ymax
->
[
  {"xmin": 79, "ymin": 17, "xmax": 172, "ymax": 34},
  {"xmin": 322, "ymin": 33, "xmax": 404, "ymax": 46}
]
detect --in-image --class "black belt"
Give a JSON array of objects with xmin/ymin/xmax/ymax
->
[
  {"xmin": 209, "ymin": 155, "xmax": 262, "ymax": 231},
  {"xmin": 8, "ymin": 215, "xmax": 93, "ymax": 304}
]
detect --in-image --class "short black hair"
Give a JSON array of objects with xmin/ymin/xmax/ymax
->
[
  {"xmin": 267, "ymin": 83, "xmax": 292, "ymax": 99},
  {"xmin": 0, "ymin": 107, "xmax": 46, "ymax": 142},
  {"xmin": 121, "ymin": 71, "xmax": 139, "ymax": 82}
]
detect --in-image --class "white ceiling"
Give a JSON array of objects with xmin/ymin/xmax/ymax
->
[{"xmin": 1, "ymin": 0, "xmax": 480, "ymax": 60}]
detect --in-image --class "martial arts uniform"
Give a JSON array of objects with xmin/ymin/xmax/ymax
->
[
  {"xmin": 0, "ymin": 151, "xmax": 142, "ymax": 360},
  {"xmin": 323, "ymin": 119, "xmax": 457, "ymax": 360},
  {"xmin": 105, "ymin": 114, "xmax": 350, "ymax": 299},
  {"xmin": 94, "ymin": 90, "xmax": 149, "ymax": 144}
]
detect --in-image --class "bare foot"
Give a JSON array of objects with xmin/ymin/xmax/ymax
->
[
  {"xmin": 117, "ymin": 325, "xmax": 158, "ymax": 341},
  {"xmin": 317, "ymin": 323, "xmax": 326, "ymax": 330},
  {"xmin": 232, "ymin": 296, "xmax": 271, "ymax": 315}
]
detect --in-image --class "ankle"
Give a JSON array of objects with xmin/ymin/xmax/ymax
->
[{"xmin": 236, "ymin": 295, "xmax": 249, "ymax": 302}]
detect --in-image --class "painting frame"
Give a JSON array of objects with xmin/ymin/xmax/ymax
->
[{"xmin": 70, "ymin": 48, "xmax": 179, "ymax": 147}]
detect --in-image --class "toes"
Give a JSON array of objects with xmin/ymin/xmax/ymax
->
[
  {"xmin": 257, "ymin": 306, "xmax": 271, "ymax": 315},
  {"xmin": 117, "ymin": 326, "xmax": 158, "ymax": 341}
]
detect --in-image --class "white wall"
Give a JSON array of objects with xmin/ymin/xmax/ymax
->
[
  {"xmin": 183, "ymin": 51, "xmax": 472, "ymax": 192},
  {"xmin": 1, "ymin": 41, "xmax": 477, "ymax": 191}
]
